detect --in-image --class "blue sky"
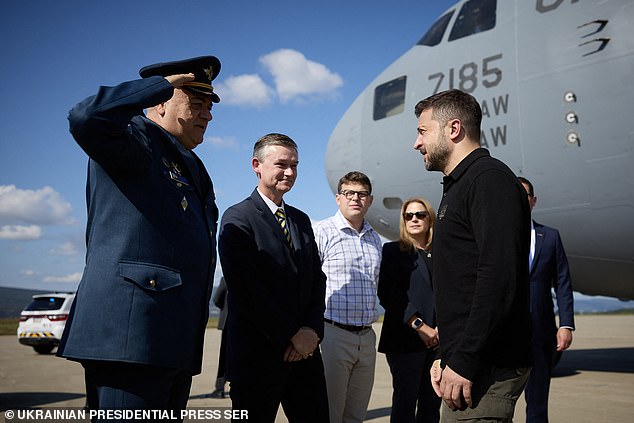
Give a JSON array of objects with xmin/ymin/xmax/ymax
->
[{"xmin": 0, "ymin": 0, "xmax": 459, "ymax": 291}]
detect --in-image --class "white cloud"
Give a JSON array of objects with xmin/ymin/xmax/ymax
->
[
  {"xmin": 43, "ymin": 272, "xmax": 83, "ymax": 284},
  {"xmin": 0, "ymin": 185, "xmax": 73, "ymax": 225},
  {"xmin": 49, "ymin": 241, "xmax": 78, "ymax": 256},
  {"xmin": 205, "ymin": 136, "xmax": 241, "ymax": 150},
  {"xmin": 0, "ymin": 224, "xmax": 42, "ymax": 240},
  {"xmin": 20, "ymin": 269, "xmax": 38, "ymax": 277},
  {"xmin": 215, "ymin": 74, "xmax": 273, "ymax": 107},
  {"xmin": 259, "ymin": 49, "xmax": 343, "ymax": 103}
]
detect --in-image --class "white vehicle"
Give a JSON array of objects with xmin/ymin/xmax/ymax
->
[{"xmin": 17, "ymin": 292, "xmax": 75, "ymax": 354}]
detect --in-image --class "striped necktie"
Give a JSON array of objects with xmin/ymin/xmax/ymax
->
[{"xmin": 275, "ymin": 208, "xmax": 293, "ymax": 248}]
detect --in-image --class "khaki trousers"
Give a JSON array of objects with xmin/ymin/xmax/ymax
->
[
  {"xmin": 321, "ymin": 322, "xmax": 377, "ymax": 423},
  {"xmin": 440, "ymin": 366, "xmax": 531, "ymax": 423}
]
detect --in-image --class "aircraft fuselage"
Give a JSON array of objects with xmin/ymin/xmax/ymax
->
[{"xmin": 326, "ymin": 0, "xmax": 634, "ymax": 299}]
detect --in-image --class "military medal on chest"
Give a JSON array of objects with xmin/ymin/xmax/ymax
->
[
  {"xmin": 162, "ymin": 157, "xmax": 190, "ymax": 189},
  {"xmin": 163, "ymin": 157, "xmax": 191, "ymax": 212}
]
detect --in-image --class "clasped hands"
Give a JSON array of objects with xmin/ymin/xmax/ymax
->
[
  {"xmin": 283, "ymin": 327, "xmax": 319, "ymax": 362},
  {"xmin": 416, "ymin": 323, "xmax": 439, "ymax": 349}
]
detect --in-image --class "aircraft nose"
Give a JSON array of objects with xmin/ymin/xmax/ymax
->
[{"xmin": 325, "ymin": 96, "xmax": 364, "ymax": 193}]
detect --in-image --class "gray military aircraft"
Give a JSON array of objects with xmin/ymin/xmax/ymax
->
[{"xmin": 325, "ymin": 0, "xmax": 634, "ymax": 300}]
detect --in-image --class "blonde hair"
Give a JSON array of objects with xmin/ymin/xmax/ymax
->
[{"xmin": 398, "ymin": 197, "xmax": 436, "ymax": 252}]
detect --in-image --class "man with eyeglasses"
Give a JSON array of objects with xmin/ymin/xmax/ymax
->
[{"xmin": 313, "ymin": 171, "xmax": 383, "ymax": 423}]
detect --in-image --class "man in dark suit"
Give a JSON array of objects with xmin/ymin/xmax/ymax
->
[
  {"xmin": 518, "ymin": 177, "xmax": 575, "ymax": 423},
  {"xmin": 210, "ymin": 277, "xmax": 229, "ymax": 398},
  {"xmin": 218, "ymin": 133, "xmax": 329, "ymax": 423},
  {"xmin": 57, "ymin": 56, "xmax": 221, "ymax": 414}
]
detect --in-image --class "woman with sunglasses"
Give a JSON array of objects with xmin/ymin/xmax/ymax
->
[{"xmin": 378, "ymin": 197, "xmax": 441, "ymax": 423}]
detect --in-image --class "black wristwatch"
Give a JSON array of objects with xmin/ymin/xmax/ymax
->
[{"xmin": 411, "ymin": 317, "xmax": 424, "ymax": 330}]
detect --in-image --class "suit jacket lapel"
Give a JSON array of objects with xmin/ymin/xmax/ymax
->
[
  {"xmin": 250, "ymin": 190, "xmax": 298, "ymax": 257},
  {"xmin": 285, "ymin": 209, "xmax": 301, "ymax": 255}
]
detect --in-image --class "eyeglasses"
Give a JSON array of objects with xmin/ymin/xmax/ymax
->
[
  {"xmin": 403, "ymin": 211, "xmax": 429, "ymax": 221},
  {"xmin": 339, "ymin": 190, "xmax": 370, "ymax": 200}
]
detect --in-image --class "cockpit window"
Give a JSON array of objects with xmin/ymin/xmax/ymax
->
[
  {"xmin": 417, "ymin": 11, "xmax": 454, "ymax": 47},
  {"xmin": 448, "ymin": 0, "xmax": 497, "ymax": 41},
  {"xmin": 373, "ymin": 76, "xmax": 407, "ymax": 121}
]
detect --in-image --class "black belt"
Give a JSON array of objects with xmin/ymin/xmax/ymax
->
[{"xmin": 324, "ymin": 318, "xmax": 371, "ymax": 333}]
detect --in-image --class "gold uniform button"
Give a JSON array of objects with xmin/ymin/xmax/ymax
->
[{"xmin": 149, "ymin": 279, "xmax": 156, "ymax": 287}]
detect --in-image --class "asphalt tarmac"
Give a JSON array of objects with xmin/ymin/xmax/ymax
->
[{"xmin": 1, "ymin": 315, "xmax": 632, "ymax": 422}]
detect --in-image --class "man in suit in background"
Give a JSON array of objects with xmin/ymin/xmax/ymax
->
[
  {"xmin": 218, "ymin": 133, "xmax": 329, "ymax": 423},
  {"xmin": 518, "ymin": 176, "xmax": 575, "ymax": 423},
  {"xmin": 58, "ymin": 56, "xmax": 221, "ymax": 415},
  {"xmin": 210, "ymin": 277, "xmax": 229, "ymax": 398}
]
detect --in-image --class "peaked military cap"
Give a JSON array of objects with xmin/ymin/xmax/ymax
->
[{"xmin": 139, "ymin": 55, "xmax": 221, "ymax": 103}]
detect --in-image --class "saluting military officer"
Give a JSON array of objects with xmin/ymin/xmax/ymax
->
[{"xmin": 57, "ymin": 56, "xmax": 221, "ymax": 416}]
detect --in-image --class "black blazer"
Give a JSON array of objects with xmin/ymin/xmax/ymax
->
[
  {"xmin": 378, "ymin": 241, "xmax": 435, "ymax": 353},
  {"xmin": 218, "ymin": 189, "xmax": 326, "ymax": 382}
]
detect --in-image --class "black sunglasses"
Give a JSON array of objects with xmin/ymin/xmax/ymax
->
[{"xmin": 403, "ymin": 211, "xmax": 429, "ymax": 221}]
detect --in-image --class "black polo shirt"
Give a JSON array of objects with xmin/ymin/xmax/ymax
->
[{"xmin": 433, "ymin": 148, "xmax": 532, "ymax": 381}]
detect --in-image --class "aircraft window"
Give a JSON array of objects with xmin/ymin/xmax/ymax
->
[
  {"xmin": 373, "ymin": 76, "xmax": 407, "ymax": 121},
  {"xmin": 417, "ymin": 11, "xmax": 454, "ymax": 47},
  {"xmin": 448, "ymin": 0, "xmax": 496, "ymax": 41},
  {"xmin": 383, "ymin": 197, "xmax": 403, "ymax": 210}
]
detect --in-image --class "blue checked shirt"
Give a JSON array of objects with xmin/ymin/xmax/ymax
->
[{"xmin": 314, "ymin": 211, "xmax": 383, "ymax": 326}]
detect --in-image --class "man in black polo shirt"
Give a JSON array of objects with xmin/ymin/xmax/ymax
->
[{"xmin": 413, "ymin": 89, "xmax": 532, "ymax": 422}]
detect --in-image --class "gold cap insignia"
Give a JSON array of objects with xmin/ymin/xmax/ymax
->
[{"xmin": 203, "ymin": 66, "xmax": 214, "ymax": 82}]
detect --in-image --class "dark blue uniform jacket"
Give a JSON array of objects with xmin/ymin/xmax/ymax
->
[{"xmin": 58, "ymin": 76, "xmax": 217, "ymax": 375}]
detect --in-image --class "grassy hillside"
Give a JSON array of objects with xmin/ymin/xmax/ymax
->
[{"xmin": 0, "ymin": 318, "xmax": 19, "ymax": 336}]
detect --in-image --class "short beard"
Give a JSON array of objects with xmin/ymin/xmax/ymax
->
[{"xmin": 425, "ymin": 133, "xmax": 450, "ymax": 172}]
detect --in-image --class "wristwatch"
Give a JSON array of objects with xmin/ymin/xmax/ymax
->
[{"xmin": 411, "ymin": 317, "xmax": 424, "ymax": 330}]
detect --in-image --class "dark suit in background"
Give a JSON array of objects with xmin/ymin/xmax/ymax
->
[
  {"xmin": 211, "ymin": 277, "xmax": 229, "ymax": 398},
  {"xmin": 378, "ymin": 241, "xmax": 441, "ymax": 423},
  {"xmin": 525, "ymin": 221, "xmax": 575, "ymax": 422},
  {"xmin": 219, "ymin": 189, "xmax": 328, "ymax": 422}
]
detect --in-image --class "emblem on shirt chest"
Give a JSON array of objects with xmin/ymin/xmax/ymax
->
[{"xmin": 438, "ymin": 204, "xmax": 448, "ymax": 220}]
